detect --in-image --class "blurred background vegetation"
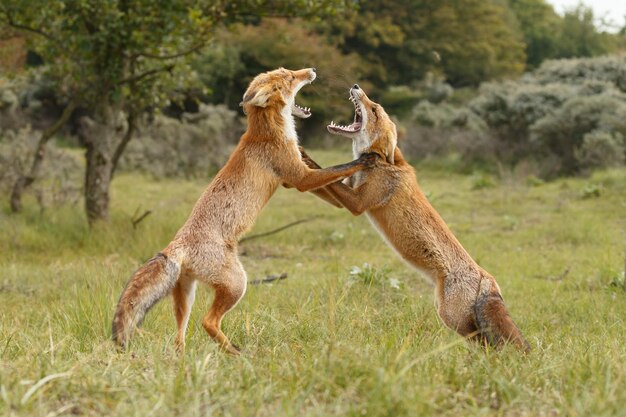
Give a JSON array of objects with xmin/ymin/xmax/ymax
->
[{"xmin": 1, "ymin": 0, "xmax": 625, "ymax": 224}]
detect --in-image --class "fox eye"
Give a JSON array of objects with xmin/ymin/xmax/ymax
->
[{"xmin": 371, "ymin": 105, "xmax": 378, "ymax": 120}]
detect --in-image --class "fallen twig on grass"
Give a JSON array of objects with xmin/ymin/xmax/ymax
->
[
  {"xmin": 249, "ymin": 272, "xmax": 288, "ymax": 285},
  {"xmin": 131, "ymin": 209, "xmax": 152, "ymax": 229},
  {"xmin": 239, "ymin": 216, "xmax": 321, "ymax": 243}
]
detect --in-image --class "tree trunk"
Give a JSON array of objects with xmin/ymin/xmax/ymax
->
[
  {"xmin": 10, "ymin": 100, "xmax": 76, "ymax": 212},
  {"xmin": 79, "ymin": 105, "xmax": 136, "ymax": 226},
  {"xmin": 79, "ymin": 115, "xmax": 117, "ymax": 225}
]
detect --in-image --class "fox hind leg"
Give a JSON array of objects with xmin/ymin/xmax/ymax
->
[
  {"xmin": 172, "ymin": 276, "xmax": 197, "ymax": 352},
  {"xmin": 202, "ymin": 258, "xmax": 247, "ymax": 355}
]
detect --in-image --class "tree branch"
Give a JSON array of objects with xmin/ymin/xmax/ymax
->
[
  {"xmin": 248, "ymin": 273, "xmax": 288, "ymax": 286},
  {"xmin": 117, "ymin": 65, "xmax": 174, "ymax": 86},
  {"xmin": 135, "ymin": 42, "xmax": 206, "ymax": 60},
  {"xmin": 239, "ymin": 216, "xmax": 321, "ymax": 244},
  {"xmin": 131, "ymin": 210, "xmax": 152, "ymax": 229},
  {"xmin": 110, "ymin": 109, "xmax": 137, "ymax": 178},
  {"xmin": 0, "ymin": 8, "xmax": 55, "ymax": 41},
  {"xmin": 10, "ymin": 99, "xmax": 77, "ymax": 212}
]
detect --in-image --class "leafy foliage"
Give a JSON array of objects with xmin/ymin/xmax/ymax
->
[
  {"xmin": 530, "ymin": 94, "xmax": 626, "ymax": 175},
  {"xmin": 194, "ymin": 19, "xmax": 363, "ymax": 136},
  {"xmin": 0, "ymin": 0, "xmax": 355, "ymax": 223},
  {"xmin": 404, "ymin": 55, "xmax": 626, "ymax": 177},
  {"xmin": 530, "ymin": 55, "xmax": 626, "ymax": 92},
  {"xmin": 508, "ymin": 0, "xmax": 562, "ymax": 68},
  {"xmin": 556, "ymin": 5, "xmax": 620, "ymax": 59},
  {"xmin": 317, "ymin": 0, "xmax": 527, "ymax": 87},
  {"xmin": 1, "ymin": 0, "xmax": 356, "ymax": 112}
]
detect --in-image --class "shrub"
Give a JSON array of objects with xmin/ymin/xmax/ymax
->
[
  {"xmin": 412, "ymin": 101, "xmax": 486, "ymax": 132},
  {"xmin": 530, "ymin": 94, "xmax": 626, "ymax": 175},
  {"xmin": 381, "ymin": 74, "xmax": 455, "ymax": 118},
  {"xmin": 530, "ymin": 55, "xmax": 626, "ymax": 92},
  {"xmin": 469, "ymin": 82, "xmax": 575, "ymax": 141},
  {"xmin": 405, "ymin": 55, "xmax": 626, "ymax": 177},
  {"xmin": 0, "ymin": 126, "xmax": 81, "ymax": 209},
  {"xmin": 119, "ymin": 104, "xmax": 242, "ymax": 179},
  {"xmin": 400, "ymin": 124, "xmax": 500, "ymax": 172},
  {"xmin": 380, "ymin": 86, "xmax": 422, "ymax": 118},
  {"xmin": 576, "ymin": 131, "xmax": 625, "ymax": 170}
]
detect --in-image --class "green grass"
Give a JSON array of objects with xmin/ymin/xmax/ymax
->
[{"xmin": 1, "ymin": 149, "xmax": 625, "ymax": 416}]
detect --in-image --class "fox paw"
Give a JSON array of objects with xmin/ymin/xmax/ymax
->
[{"xmin": 359, "ymin": 152, "xmax": 378, "ymax": 168}]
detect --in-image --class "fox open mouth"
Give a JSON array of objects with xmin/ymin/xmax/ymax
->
[
  {"xmin": 327, "ymin": 93, "xmax": 362, "ymax": 134},
  {"xmin": 292, "ymin": 103, "xmax": 311, "ymax": 118}
]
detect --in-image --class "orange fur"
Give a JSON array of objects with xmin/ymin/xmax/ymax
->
[
  {"xmin": 308, "ymin": 86, "xmax": 530, "ymax": 352},
  {"xmin": 112, "ymin": 68, "xmax": 374, "ymax": 354}
]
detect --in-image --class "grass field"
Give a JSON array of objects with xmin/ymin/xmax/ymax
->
[{"xmin": 1, "ymin": 149, "xmax": 625, "ymax": 416}]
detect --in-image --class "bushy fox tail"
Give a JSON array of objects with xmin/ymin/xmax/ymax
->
[
  {"xmin": 112, "ymin": 252, "xmax": 181, "ymax": 347},
  {"xmin": 473, "ymin": 278, "xmax": 531, "ymax": 353}
]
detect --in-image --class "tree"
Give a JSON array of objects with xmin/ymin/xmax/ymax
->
[
  {"xmin": 508, "ymin": 0, "xmax": 561, "ymax": 68},
  {"xmin": 194, "ymin": 18, "xmax": 364, "ymax": 138},
  {"xmin": 318, "ymin": 0, "xmax": 526, "ymax": 88},
  {"xmin": 556, "ymin": 4, "xmax": 618, "ymax": 58},
  {"xmin": 1, "ymin": 0, "xmax": 353, "ymax": 225}
]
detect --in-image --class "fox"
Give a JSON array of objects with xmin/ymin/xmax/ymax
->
[
  {"xmin": 301, "ymin": 84, "xmax": 531, "ymax": 352},
  {"xmin": 112, "ymin": 68, "xmax": 375, "ymax": 355}
]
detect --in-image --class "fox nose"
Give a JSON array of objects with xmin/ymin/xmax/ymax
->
[
  {"xmin": 353, "ymin": 84, "xmax": 360, "ymax": 90},
  {"xmin": 311, "ymin": 68, "xmax": 316, "ymax": 72}
]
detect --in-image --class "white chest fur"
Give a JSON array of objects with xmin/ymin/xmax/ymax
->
[
  {"xmin": 350, "ymin": 135, "xmax": 371, "ymax": 186},
  {"xmin": 352, "ymin": 135, "xmax": 370, "ymax": 160},
  {"xmin": 281, "ymin": 105, "xmax": 298, "ymax": 142}
]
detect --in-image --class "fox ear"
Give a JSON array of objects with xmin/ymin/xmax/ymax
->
[
  {"xmin": 375, "ymin": 125, "xmax": 397, "ymax": 164},
  {"xmin": 386, "ymin": 124, "xmax": 398, "ymax": 164},
  {"xmin": 240, "ymin": 84, "xmax": 275, "ymax": 108},
  {"xmin": 385, "ymin": 141, "xmax": 395, "ymax": 165}
]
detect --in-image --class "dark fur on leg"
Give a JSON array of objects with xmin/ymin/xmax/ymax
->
[{"xmin": 474, "ymin": 289, "xmax": 531, "ymax": 353}]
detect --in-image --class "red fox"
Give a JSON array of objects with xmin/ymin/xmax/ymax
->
[
  {"xmin": 112, "ymin": 69, "xmax": 375, "ymax": 354},
  {"xmin": 301, "ymin": 85, "xmax": 530, "ymax": 352}
]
